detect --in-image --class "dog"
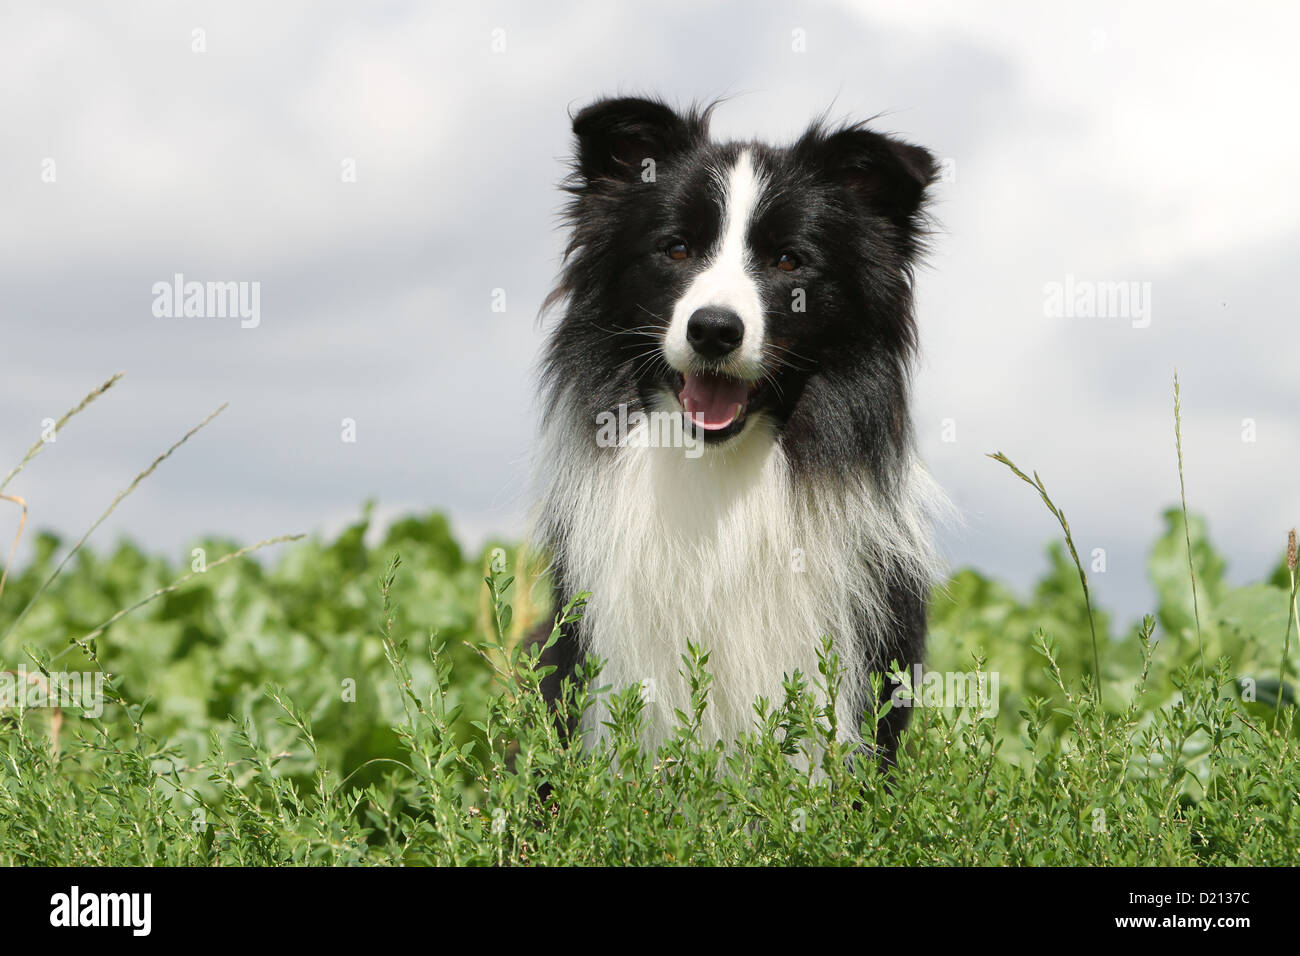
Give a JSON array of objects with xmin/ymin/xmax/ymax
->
[{"xmin": 529, "ymin": 96, "xmax": 947, "ymax": 766}]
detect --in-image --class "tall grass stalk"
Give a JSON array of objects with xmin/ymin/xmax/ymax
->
[
  {"xmin": 0, "ymin": 373, "xmax": 122, "ymax": 495},
  {"xmin": 1, "ymin": 400, "xmax": 228, "ymax": 648},
  {"xmin": 1173, "ymin": 371, "xmax": 1206, "ymax": 678},
  {"xmin": 0, "ymin": 494, "xmax": 25, "ymax": 603},
  {"xmin": 54, "ymin": 533, "xmax": 305, "ymax": 667},
  {"xmin": 0, "ymin": 373, "xmax": 122, "ymax": 602},
  {"xmin": 987, "ymin": 451, "xmax": 1102, "ymax": 705},
  {"xmin": 1277, "ymin": 529, "xmax": 1298, "ymax": 731}
]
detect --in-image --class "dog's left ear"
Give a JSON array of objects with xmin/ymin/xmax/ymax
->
[{"xmin": 798, "ymin": 125, "xmax": 936, "ymax": 223}]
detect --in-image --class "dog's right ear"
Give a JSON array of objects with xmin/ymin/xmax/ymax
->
[{"xmin": 571, "ymin": 97, "xmax": 706, "ymax": 184}]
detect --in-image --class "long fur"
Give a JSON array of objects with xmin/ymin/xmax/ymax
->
[{"xmin": 530, "ymin": 96, "xmax": 949, "ymax": 761}]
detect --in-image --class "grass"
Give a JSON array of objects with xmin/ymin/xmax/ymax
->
[{"xmin": 0, "ymin": 374, "xmax": 1297, "ymax": 865}]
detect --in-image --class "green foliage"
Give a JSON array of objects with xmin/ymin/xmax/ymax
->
[{"xmin": 1, "ymin": 505, "xmax": 1297, "ymax": 865}]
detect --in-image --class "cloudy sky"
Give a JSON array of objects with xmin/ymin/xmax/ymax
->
[{"xmin": 2, "ymin": 0, "xmax": 1297, "ymax": 624}]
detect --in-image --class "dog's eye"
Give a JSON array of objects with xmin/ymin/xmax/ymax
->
[
  {"xmin": 665, "ymin": 240, "xmax": 690, "ymax": 261},
  {"xmin": 775, "ymin": 252, "xmax": 799, "ymax": 272}
]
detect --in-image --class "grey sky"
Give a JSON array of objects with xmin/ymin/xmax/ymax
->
[{"xmin": 2, "ymin": 1, "xmax": 1297, "ymax": 627}]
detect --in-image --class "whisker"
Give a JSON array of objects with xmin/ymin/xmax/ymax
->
[
  {"xmin": 628, "ymin": 349, "xmax": 672, "ymax": 386},
  {"xmin": 635, "ymin": 303, "xmax": 669, "ymax": 323},
  {"xmin": 760, "ymin": 368, "xmax": 786, "ymax": 403},
  {"xmin": 588, "ymin": 322, "xmax": 664, "ymax": 343},
  {"xmin": 763, "ymin": 339, "xmax": 816, "ymax": 367}
]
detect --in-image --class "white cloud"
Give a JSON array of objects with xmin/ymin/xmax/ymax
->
[{"xmin": 1, "ymin": 0, "xmax": 1296, "ymax": 622}]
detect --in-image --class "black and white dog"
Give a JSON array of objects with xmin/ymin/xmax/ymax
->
[{"xmin": 531, "ymin": 96, "xmax": 947, "ymax": 764}]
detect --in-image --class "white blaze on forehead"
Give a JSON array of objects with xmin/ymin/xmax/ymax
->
[
  {"xmin": 712, "ymin": 149, "xmax": 764, "ymax": 272},
  {"xmin": 663, "ymin": 149, "xmax": 767, "ymax": 378}
]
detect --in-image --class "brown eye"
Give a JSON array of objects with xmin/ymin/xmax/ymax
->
[
  {"xmin": 665, "ymin": 240, "xmax": 690, "ymax": 261},
  {"xmin": 776, "ymin": 252, "xmax": 799, "ymax": 271}
]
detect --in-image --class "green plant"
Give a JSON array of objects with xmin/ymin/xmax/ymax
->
[{"xmin": 1, "ymin": 374, "xmax": 1297, "ymax": 865}]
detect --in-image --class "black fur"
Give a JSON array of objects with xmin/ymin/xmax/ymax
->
[{"xmin": 532, "ymin": 96, "xmax": 939, "ymax": 764}]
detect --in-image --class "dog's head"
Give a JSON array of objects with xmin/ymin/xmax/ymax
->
[{"xmin": 544, "ymin": 96, "xmax": 936, "ymax": 454}]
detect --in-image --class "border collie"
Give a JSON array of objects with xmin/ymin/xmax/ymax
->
[{"xmin": 531, "ymin": 96, "xmax": 947, "ymax": 765}]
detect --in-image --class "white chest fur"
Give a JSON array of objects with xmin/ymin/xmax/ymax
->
[{"xmin": 538, "ymin": 410, "xmax": 942, "ymax": 753}]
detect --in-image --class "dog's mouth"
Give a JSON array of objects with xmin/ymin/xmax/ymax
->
[{"xmin": 676, "ymin": 370, "xmax": 760, "ymax": 435}]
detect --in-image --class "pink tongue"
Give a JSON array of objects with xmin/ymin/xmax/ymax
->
[{"xmin": 679, "ymin": 372, "xmax": 750, "ymax": 430}]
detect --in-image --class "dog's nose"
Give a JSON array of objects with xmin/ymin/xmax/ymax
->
[{"xmin": 686, "ymin": 307, "xmax": 744, "ymax": 360}]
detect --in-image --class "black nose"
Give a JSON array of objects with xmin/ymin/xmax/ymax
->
[{"xmin": 686, "ymin": 307, "xmax": 744, "ymax": 360}]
